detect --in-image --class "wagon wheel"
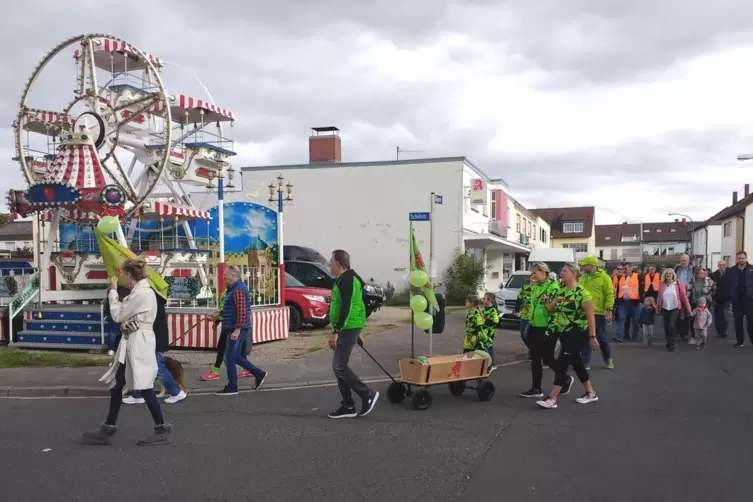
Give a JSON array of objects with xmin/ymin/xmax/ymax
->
[
  {"xmin": 476, "ymin": 380, "xmax": 495, "ymax": 402},
  {"xmin": 411, "ymin": 389, "xmax": 432, "ymax": 410},
  {"xmin": 387, "ymin": 382, "xmax": 407, "ymax": 404},
  {"xmin": 448, "ymin": 380, "xmax": 466, "ymax": 396}
]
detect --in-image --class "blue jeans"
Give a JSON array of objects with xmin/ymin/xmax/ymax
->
[
  {"xmin": 582, "ymin": 315, "xmax": 611, "ymax": 366},
  {"xmin": 714, "ymin": 301, "xmax": 729, "ymax": 337},
  {"xmin": 616, "ymin": 302, "xmax": 640, "ymax": 340},
  {"xmin": 132, "ymin": 352, "xmax": 181, "ymax": 398},
  {"xmin": 105, "ymin": 329, "xmax": 118, "ymax": 351},
  {"xmin": 224, "ymin": 329, "xmax": 264, "ymax": 391}
]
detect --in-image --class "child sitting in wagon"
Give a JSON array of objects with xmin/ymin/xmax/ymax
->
[{"xmin": 463, "ymin": 295, "xmax": 493, "ymax": 371}]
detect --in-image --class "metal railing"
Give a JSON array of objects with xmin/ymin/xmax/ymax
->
[{"xmin": 167, "ymin": 267, "xmax": 280, "ymax": 308}]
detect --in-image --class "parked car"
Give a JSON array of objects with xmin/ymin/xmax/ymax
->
[
  {"xmin": 283, "ymin": 245, "xmax": 329, "ymax": 266},
  {"xmin": 494, "ymin": 271, "xmax": 531, "ymax": 324},
  {"xmin": 285, "ymin": 260, "xmax": 387, "ymax": 317},
  {"xmin": 285, "ymin": 272, "xmax": 331, "ymax": 331}
]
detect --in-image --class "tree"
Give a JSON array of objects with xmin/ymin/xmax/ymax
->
[{"xmin": 0, "ymin": 213, "xmax": 12, "ymax": 226}]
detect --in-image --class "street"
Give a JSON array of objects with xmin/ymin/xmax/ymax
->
[{"xmin": 0, "ymin": 334, "xmax": 751, "ymax": 501}]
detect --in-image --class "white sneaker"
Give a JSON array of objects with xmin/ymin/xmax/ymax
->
[
  {"xmin": 576, "ymin": 392, "xmax": 599, "ymax": 404},
  {"xmin": 164, "ymin": 390, "xmax": 187, "ymax": 404},
  {"xmin": 536, "ymin": 397, "xmax": 558, "ymax": 409},
  {"xmin": 122, "ymin": 396, "xmax": 145, "ymax": 405},
  {"xmin": 688, "ymin": 339, "xmax": 697, "ymax": 345}
]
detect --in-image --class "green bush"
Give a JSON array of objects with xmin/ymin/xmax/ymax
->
[
  {"xmin": 444, "ymin": 249, "xmax": 487, "ymax": 305},
  {"xmin": 386, "ymin": 287, "xmax": 411, "ymax": 306}
]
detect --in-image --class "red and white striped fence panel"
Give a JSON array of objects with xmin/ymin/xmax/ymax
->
[{"xmin": 168, "ymin": 307, "xmax": 289, "ymax": 348}]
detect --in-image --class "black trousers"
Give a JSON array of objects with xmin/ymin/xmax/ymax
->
[
  {"xmin": 553, "ymin": 330, "xmax": 589, "ymax": 387},
  {"xmin": 662, "ymin": 308, "xmax": 679, "ymax": 348},
  {"xmin": 676, "ymin": 314, "xmax": 690, "ymax": 339},
  {"xmin": 732, "ymin": 299, "xmax": 753, "ymax": 345},
  {"xmin": 106, "ymin": 363, "xmax": 164, "ymax": 426},
  {"xmin": 526, "ymin": 326, "xmax": 559, "ymax": 390}
]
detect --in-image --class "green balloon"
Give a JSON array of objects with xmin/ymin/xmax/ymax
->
[
  {"xmin": 414, "ymin": 312, "xmax": 433, "ymax": 330},
  {"xmin": 409, "ymin": 269, "xmax": 429, "ymax": 288},
  {"xmin": 409, "ymin": 295, "xmax": 428, "ymax": 313},
  {"xmin": 97, "ymin": 216, "xmax": 119, "ymax": 234}
]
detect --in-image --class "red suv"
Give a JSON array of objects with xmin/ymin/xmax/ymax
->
[{"xmin": 285, "ymin": 273, "xmax": 331, "ymax": 331}]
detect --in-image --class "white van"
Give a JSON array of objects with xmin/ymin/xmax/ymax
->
[{"xmin": 527, "ymin": 248, "xmax": 576, "ymax": 278}]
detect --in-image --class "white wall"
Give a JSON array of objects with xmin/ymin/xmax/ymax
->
[
  {"xmin": 692, "ymin": 224, "xmax": 722, "ymax": 269},
  {"xmin": 234, "ymin": 160, "xmax": 464, "ymax": 291},
  {"xmin": 596, "ymin": 245, "xmax": 640, "ymax": 261},
  {"xmin": 462, "ymin": 163, "xmax": 494, "ymax": 234},
  {"xmin": 720, "ymin": 216, "xmax": 739, "ymax": 264},
  {"xmin": 745, "ymin": 205, "xmax": 753, "ymax": 253}
]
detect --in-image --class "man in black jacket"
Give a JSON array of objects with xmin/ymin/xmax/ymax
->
[
  {"xmin": 720, "ymin": 251, "xmax": 753, "ymax": 347},
  {"xmin": 710, "ymin": 259, "xmax": 729, "ymax": 338}
]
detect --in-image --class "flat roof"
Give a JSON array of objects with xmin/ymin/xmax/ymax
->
[{"xmin": 241, "ymin": 156, "xmax": 508, "ymax": 186}]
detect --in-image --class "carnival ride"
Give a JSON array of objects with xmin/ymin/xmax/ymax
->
[{"xmin": 2, "ymin": 34, "xmax": 289, "ymax": 349}]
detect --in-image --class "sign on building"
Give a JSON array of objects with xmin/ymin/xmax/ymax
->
[{"xmin": 470, "ymin": 178, "xmax": 487, "ymax": 205}]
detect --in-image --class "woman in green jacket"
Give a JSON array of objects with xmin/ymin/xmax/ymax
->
[{"xmin": 519, "ymin": 263, "xmax": 573, "ymax": 399}]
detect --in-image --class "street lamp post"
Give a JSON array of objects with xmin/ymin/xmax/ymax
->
[
  {"xmin": 211, "ymin": 164, "xmax": 236, "ymax": 297},
  {"xmin": 668, "ymin": 211, "xmax": 694, "ymax": 264},
  {"xmin": 269, "ymin": 175, "xmax": 293, "ymax": 307}
]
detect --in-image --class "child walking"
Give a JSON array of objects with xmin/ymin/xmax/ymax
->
[
  {"xmin": 691, "ymin": 297, "xmax": 713, "ymax": 350},
  {"xmin": 639, "ymin": 297, "xmax": 656, "ymax": 346},
  {"xmin": 481, "ymin": 293, "xmax": 500, "ymax": 370}
]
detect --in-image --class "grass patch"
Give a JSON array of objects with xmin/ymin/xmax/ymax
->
[{"xmin": 0, "ymin": 348, "xmax": 110, "ymax": 369}]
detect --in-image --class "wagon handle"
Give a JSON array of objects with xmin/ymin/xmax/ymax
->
[{"xmin": 359, "ymin": 344, "xmax": 400, "ymax": 385}]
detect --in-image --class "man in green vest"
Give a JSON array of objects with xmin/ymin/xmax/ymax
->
[{"xmin": 327, "ymin": 249, "xmax": 379, "ymax": 419}]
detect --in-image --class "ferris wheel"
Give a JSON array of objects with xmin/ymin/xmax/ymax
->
[{"xmin": 9, "ymin": 33, "xmax": 236, "ymax": 227}]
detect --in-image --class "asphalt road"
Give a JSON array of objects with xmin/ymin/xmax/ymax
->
[{"xmin": 0, "ymin": 337, "xmax": 751, "ymax": 501}]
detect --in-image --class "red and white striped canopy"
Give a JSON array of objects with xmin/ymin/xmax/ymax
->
[
  {"xmin": 137, "ymin": 201, "xmax": 211, "ymax": 220},
  {"xmin": 45, "ymin": 141, "xmax": 106, "ymax": 189},
  {"xmin": 168, "ymin": 94, "xmax": 235, "ymax": 123},
  {"xmin": 73, "ymin": 38, "xmax": 163, "ymax": 69}
]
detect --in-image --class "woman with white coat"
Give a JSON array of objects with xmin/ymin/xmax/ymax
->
[{"xmin": 81, "ymin": 259, "xmax": 172, "ymax": 446}]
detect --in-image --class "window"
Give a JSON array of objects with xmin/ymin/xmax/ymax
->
[
  {"xmin": 527, "ymin": 220, "xmax": 532, "ymax": 237},
  {"xmin": 539, "ymin": 228, "xmax": 548, "ymax": 243},
  {"xmin": 670, "ymin": 228, "xmax": 676, "ymax": 233},
  {"xmin": 723, "ymin": 255, "xmax": 731, "ymax": 263},
  {"xmin": 563, "ymin": 243, "xmax": 588, "ymax": 252},
  {"xmin": 490, "ymin": 191, "xmax": 497, "ymax": 220},
  {"xmin": 643, "ymin": 229, "xmax": 650, "ymax": 233},
  {"xmin": 516, "ymin": 214, "xmax": 521, "ymax": 231},
  {"xmin": 621, "ymin": 235, "xmax": 639, "ymax": 242},
  {"xmin": 532, "ymin": 224, "xmax": 536, "ymax": 240},
  {"xmin": 563, "ymin": 221, "xmax": 584, "ymax": 233},
  {"xmin": 604, "ymin": 236, "xmax": 611, "ymax": 241},
  {"xmin": 656, "ymin": 229, "xmax": 662, "ymax": 233},
  {"xmin": 723, "ymin": 221, "xmax": 733, "ymax": 237}
]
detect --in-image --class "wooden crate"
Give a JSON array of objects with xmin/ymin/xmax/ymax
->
[{"xmin": 398, "ymin": 354, "xmax": 488, "ymax": 385}]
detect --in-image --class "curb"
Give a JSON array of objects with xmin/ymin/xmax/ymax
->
[{"xmin": 0, "ymin": 351, "xmax": 530, "ymax": 399}]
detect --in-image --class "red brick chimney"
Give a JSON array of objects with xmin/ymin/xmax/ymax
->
[{"xmin": 309, "ymin": 126, "xmax": 341, "ymax": 163}]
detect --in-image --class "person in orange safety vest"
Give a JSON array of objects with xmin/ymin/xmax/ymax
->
[
  {"xmin": 643, "ymin": 265, "xmax": 661, "ymax": 301},
  {"xmin": 614, "ymin": 262, "xmax": 643, "ymax": 342}
]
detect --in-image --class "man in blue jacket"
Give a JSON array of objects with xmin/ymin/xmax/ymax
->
[{"xmin": 209, "ymin": 266, "xmax": 268, "ymax": 395}]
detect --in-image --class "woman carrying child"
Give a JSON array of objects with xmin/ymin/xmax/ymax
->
[
  {"xmin": 687, "ymin": 267, "xmax": 716, "ymax": 346},
  {"xmin": 536, "ymin": 263, "xmax": 600, "ymax": 409},
  {"xmin": 481, "ymin": 292, "xmax": 500, "ymax": 370},
  {"xmin": 639, "ymin": 297, "xmax": 657, "ymax": 346}
]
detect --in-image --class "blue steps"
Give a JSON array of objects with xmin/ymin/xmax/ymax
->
[{"xmin": 15, "ymin": 306, "xmax": 104, "ymax": 350}]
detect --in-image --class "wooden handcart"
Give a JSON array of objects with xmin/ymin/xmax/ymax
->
[{"xmin": 385, "ymin": 353, "xmax": 495, "ymax": 410}]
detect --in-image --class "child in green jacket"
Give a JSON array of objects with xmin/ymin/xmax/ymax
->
[
  {"xmin": 482, "ymin": 292, "xmax": 500, "ymax": 368},
  {"xmin": 463, "ymin": 295, "xmax": 487, "ymax": 352}
]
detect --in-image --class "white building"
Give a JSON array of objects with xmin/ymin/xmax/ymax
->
[
  {"xmin": 692, "ymin": 220, "xmax": 722, "ymax": 270},
  {"xmin": 707, "ymin": 185, "xmax": 753, "ymax": 266},
  {"xmin": 233, "ymin": 127, "xmax": 543, "ymax": 292}
]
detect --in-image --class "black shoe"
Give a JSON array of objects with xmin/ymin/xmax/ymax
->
[
  {"xmin": 612, "ymin": 337, "xmax": 623, "ymax": 343},
  {"xmin": 215, "ymin": 386, "xmax": 238, "ymax": 396},
  {"xmin": 667, "ymin": 346, "xmax": 675, "ymax": 352},
  {"xmin": 328, "ymin": 405, "xmax": 358, "ymax": 419},
  {"xmin": 734, "ymin": 343, "xmax": 744, "ymax": 348},
  {"xmin": 254, "ymin": 371, "xmax": 268, "ymax": 391},
  {"xmin": 520, "ymin": 389, "xmax": 544, "ymax": 398},
  {"xmin": 560, "ymin": 375, "xmax": 575, "ymax": 396},
  {"xmin": 359, "ymin": 390, "xmax": 380, "ymax": 417}
]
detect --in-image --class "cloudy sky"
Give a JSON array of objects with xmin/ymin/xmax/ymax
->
[{"xmin": 3, "ymin": 0, "xmax": 753, "ymax": 225}]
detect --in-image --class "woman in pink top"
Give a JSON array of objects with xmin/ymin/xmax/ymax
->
[{"xmin": 657, "ymin": 268, "xmax": 692, "ymax": 352}]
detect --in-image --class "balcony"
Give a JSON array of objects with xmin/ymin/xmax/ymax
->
[{"xmin": 488, "ymin": 219, "xmax": 507, "ymax": 238}]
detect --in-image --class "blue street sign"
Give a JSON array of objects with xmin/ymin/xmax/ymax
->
[
  {"xmin": 409, "ymin": 212, "xmax": 431, "ymax": 221},
  {"xmin": 433, "ymin": 194, "xmax": 443, "ymax": 205}
]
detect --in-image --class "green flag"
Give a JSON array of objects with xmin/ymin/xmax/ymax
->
[
  {"xmin": 410, "ymin": 222, "xmax": 439, "ymax": 310},
  {"xmin": 95, "ymin": 229, "xmax": 169, "ymax": 299}
]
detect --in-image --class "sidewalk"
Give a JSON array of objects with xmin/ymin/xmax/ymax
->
[{"xmin": 0, "ymin": 313, "xmax": 529, "ymax": 398}]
